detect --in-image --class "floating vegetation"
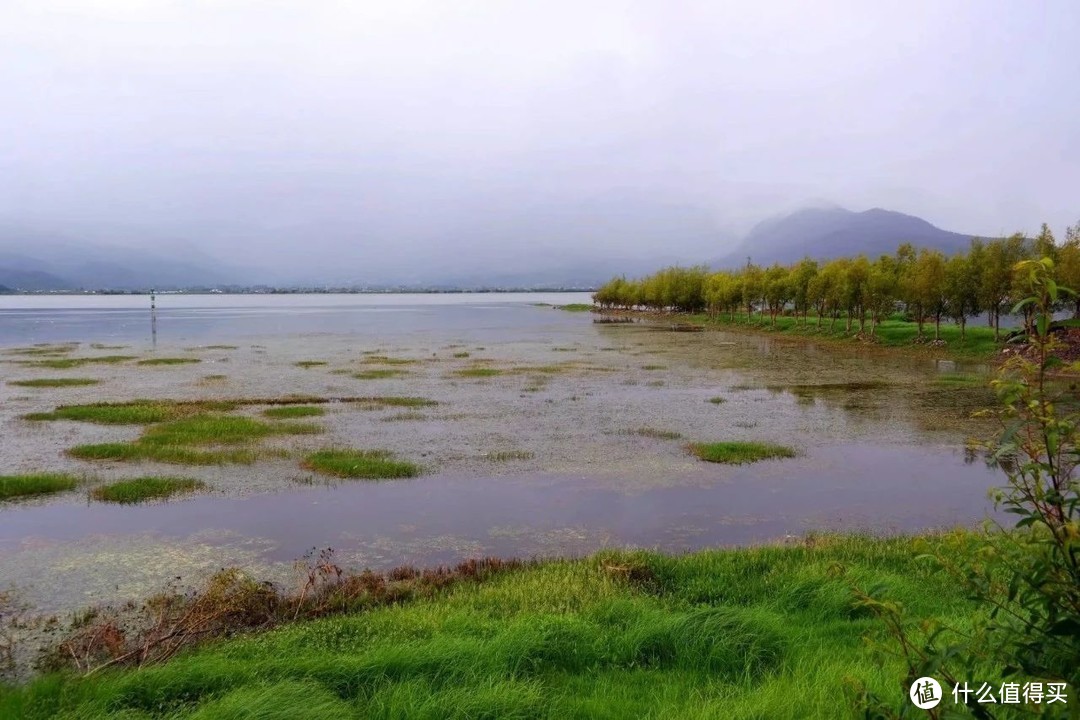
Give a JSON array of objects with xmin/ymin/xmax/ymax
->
[
  {"xmin": 263, "ymin": 406, "xmax": 325, "ymax": 419},
  {"xmin": 89, "ymin": 343, "xmax": 126, "ymax": 350},
  {"xmin": 452, "ymin": 352, "xmax": 471, "ymax": 358},
  {"xmin": 136, "ymin": 358, "xmax": 201, "ymax": 366},
  {"xmin": 360, "ymin": 355, "xmax": 417, "ymax": 366},
  {"xmin": 0, "ymin": 473, "xmax": 79, "ymax": 500},
  {"xmin": 707, "ymin": 396, "xmax": 727, "ymax": 404},
  {"xmin": 353, "ymin": 369, "xmax": 408, "ymax": 380},
  {"xmin": 302, "ymin": 449, "xmax": 422, "ymax": 479},
  {"xmin": 4, "ymin": 344, "xmax": 78, "ymax": 357},
  {"xmin": 380, "ymin": 412, "xmax": 429, "ymax": 422},
  {"xmin": 25, "ymin": 396, "xmax": 438, "ymax": 425},
  {"xmin": 25, "ymin": 399, "xmax": 240, "ymax": 424},
  {"xmin": 621, "ymin": 427, "xmax": 683, "ymax": 440},
  {"xmin": 200, "ymin": 374, "xmax": 228, "ymax": 382},
  {"xmin": 294, "ymin": 361, "xmax": 328, "ymax": 369},
  {"xmin": 688, "ymin": 441, "xmax": 797, "ymax": 464},
  {"xmin": 7, "ymin": 378, "xmax": 99, "ymax": 388},
  {"xmin": 642, "ymin": 364, "xmax": 667, "ymax": 370},
  {"xmin": 90, "ymin": 477, "xmax": 207, "ymax": 504},
  {"xmin": 18, "ymin": 355, "xmax": 137, "ymax": 369},
  {"xmin": 187, "ymin": 345, "xmax": 238, "ymax": 351},
  {"xmin": 483, "ymin": 450, "xmax": 535, "ymax": 461},
  {"xmin": 557, "ymin": 303, "xmax": 592, "ymax": 312},
  {"xmin": 455, "ymin": 367, "xmax": 502, "ymax": 378},
  {"xmin": 69, "ymin": 415, "xmax": 320, "ymax": 465}
]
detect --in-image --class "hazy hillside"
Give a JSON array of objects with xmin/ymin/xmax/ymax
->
[{"xmin": 719, "ymin": 207, "xmax": 976, "ymax": 267}]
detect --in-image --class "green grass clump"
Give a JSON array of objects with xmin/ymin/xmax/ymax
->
[
  {"xmin": 707, "ymin": 396, "xmax": 726, "ymax": 404},
  {"xmin": 455, "ymin": 367, "xmax": 502, "ymax": 378},
  {"xmin": 136, "ymin": 357, "xmax": 201, "ymax": 366},
  {"xmin": 302, "ymin": 449, "xmax": 422, "ymax": 479},
  {"xmin": 69, "ymin": 415, "xmax": 319, "ymax": 466},
  {"xmin": 294, "ymin": 361, "xmax": 328, "ymax": 369},
  {"xmin": 25, "ymin": 399, "xmax": 239, "ymax": 424},
  {"xmin": 452, "ymin": 351, "xmax": 471, "ymax": 358},
  {"xmin": 90, "ymin": 477, "xmax": 207, "ymax": 504},
  {"xmin": 263, "ymin": 406, "xmax": 325, "ymax": 419},
  {"xmin": 558, "ymin": 303, "xmax": 593, "ymax": 312},
  {"xmin": 0, "ymin": 534, "xmax": 986, "ymax": 719},
  {"xmin": 4, "ymin": 344, "xmax": 77, "ymax": 357},
  {"xmin": 622, "ymin": 427, "xmax": 683, "ymax": 440},
  {"xmin": 360, "ymin": 355, "xmax": 416, "ymax": 365},
  {"xmin": 642, "ymin": 364, "xmax": 667, "ymax": 370},
  {"xmin": 0, "ymin": 473, "xmax": 79, "ymax": 500},
  {"xmin": 688, "ymin": 441, "xmax": 798, "ymax": 464},
  {"xmin": 19, "ymin": 355, "xmax": 136, "ymax": 369},
  {"xmin": 7, "ymin": 378, "xmax": 99, "ymax": 388},
  {"xmin": 353, "ymin": 369, "xmax": 407, "ymax": 380}
]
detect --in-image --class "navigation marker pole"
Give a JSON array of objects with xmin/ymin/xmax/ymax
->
[{"xmin": 150, "ymin": 288, "xmax": 157, "ymax": 349}]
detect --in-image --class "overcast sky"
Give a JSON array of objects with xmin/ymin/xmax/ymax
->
[{"xmin": 1, "ymin": 1, "xmax": 1077, "ymax": 280}]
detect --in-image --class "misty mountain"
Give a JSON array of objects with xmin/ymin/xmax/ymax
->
[
  {"xmin": 719, "ymin": 207, "xmax": 976, "ymax": 267},
  {"xmin": 0, "ymin": 227, "xmax": 250, "ymax": 291}
]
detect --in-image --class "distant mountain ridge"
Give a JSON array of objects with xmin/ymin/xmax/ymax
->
[{"xmin": 719, "ymin": 207, "xmax": 976, "ymax": 267}]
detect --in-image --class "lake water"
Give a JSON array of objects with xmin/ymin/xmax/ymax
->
[
  {"xmin": 0, "ymin": 292, "xmax": 595, "ymax": 345},
  {"xmin": 0, "ymin": 293, "xmax": 1004, "ymax": 616}
]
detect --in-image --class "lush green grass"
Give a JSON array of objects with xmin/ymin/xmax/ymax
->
[
  {"xmin": 136, "ymin": 357, "xmax": 201, "ymax": 366},
  {"xmin": 7, "ymin": 378, "xmax": 99, "ymax": 388},
  {"xmin": 688, "ymin": 441, "xmax": 798, "ymax": 464},
  {"xmin": 263, "ymin": 406, "xmax": 325, "ymax": 419},
  {"xmin": 69, "ymin": 415, "xmax": 319, "ymax": 466},
  {"xmin": 18, "ymin": 355, "xmax": 136, "ymax": 369},
  {"xmin": 0, "ymin": 535, "xmax": 988, "ymax": 719},
  {"xmin": 25, "ymin": 400, "xmax": 239, "ymax": 424},
  {"xmin": 707, "ymin": 396, "xmax": 726, "ymax": 404},
  {"xmin": 0, "ymin": 473, "xmax": 79, "ymax": 500},
  {"xmin": 353, "ymin": 369, "xmax": 408, "ymax": 380},
  {"xmin": 674, "ymin": 311, "xmax": 1002, "ymax": 360},
  {"xmin": 558, "ymin": 303, "xmax": 593, "ymax": 311},
  {"xmin": 90, "ymin": 477, "xmax": 207, "ymax": 504},
  {"xmin": 302, "ymin": 449, "xmax": 422, "ymax": 479},
  {"xmin": 294, "ymin": 361, "xmax": 328, "ymax": 369}
]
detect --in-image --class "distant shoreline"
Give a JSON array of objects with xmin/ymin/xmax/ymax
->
[{"xmin": 0, "ymin": 287, "xmax": 598, "ymax": 297}]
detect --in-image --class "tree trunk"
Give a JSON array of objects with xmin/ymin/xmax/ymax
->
[
  {"xmin": 994, "ymin": 309, "xmax": 1000, "ymax": 342},
  {"xmin": 846, "ymin": 313, "xmax": 852, "ymax": 332},
  {"xmin": 934, "ymin": 315, "xmax": 941, "ymax": 341},
  {"xmin": 960, "ymin": 317, "xmax": 966, "ymax": 341}
]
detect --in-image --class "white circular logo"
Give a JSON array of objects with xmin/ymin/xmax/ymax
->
[{"xmin": 910, "ymin": 677, "xmax": 943, "ymax": 709}]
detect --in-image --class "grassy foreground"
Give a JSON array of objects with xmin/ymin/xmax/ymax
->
[{"xmin": 1, "ymin": 535, "xmax": 983, "ymax": 719}]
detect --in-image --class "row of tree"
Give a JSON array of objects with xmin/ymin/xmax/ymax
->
[{"xmin": 592, "ymin": 223, "xmax": 1080, "ymax": 341}]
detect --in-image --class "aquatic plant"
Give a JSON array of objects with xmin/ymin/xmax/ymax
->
[
  {"xmin": 90, "ymin": 477, "xmax": 207, "ymax": 504},
  {"xmin": 0, "ymin": 473, "xmax": 79, "ymax": 500},
  {"xmin": 136, "ymin": 358, "xmax": 201, "ymax": 366},
  {"xmin": 7, "ymin": 378, "xmax": 99, "ymax": 388},
  {"xmin": 263, "ymin": 406, "xmax": 325, "ymax": 419},
  {"xmin": 302, "ymin": 449, "xmax": 422, "ymax": 479},
  {"xmin": 687, "ymin": 441, "xmax": 797, "ymax": 464}
]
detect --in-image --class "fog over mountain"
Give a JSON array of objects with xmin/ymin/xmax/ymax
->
[{"xmin": 1, "ymin": 2, "xmax": 1077, "ymax": 289}]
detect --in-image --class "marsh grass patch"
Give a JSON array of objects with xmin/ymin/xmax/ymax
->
[
  {"xmin": 380, "ymin": 412, "xmax": 429, "ymax": 422},
  {"xmin": 137, "ymin": 358, "xmax": 201, "ymax": 366},
  {"xmin": 455, "ymin": 367, "xmax": 502, "ymax": 378},
  {"xmin": 18, "ymin": 355, "xmax": 136, "ymax": 369},
  {"xmin": 452, "ymin": 352, "xmax": 471, "ymax": 358},
  {"xmin": 483, "ymin": 450, "xmax": 535, "ymax": 461},
  {"xmin": 642, "ymin": 364, "xmax": 667, "ymax": 370},
  {"xmin": 4, "ymin": 344, "xmax": 78, "ymax": 357},
  {"xmin": 90, "ymin": 477, "xmax": 207, "ymax": 504},
  {"xmin": 263, "ymin": 406, "xmax": 325, "ymax": 419},
  {"xmin": 294, "ymin": 361, "xmax": 328, "ymax": 369},
  {"xmin": 621, "ymin": 427, "xmax": 683, "ymax": 440},
  {"xmin": 0, "ymin": 473, "xmax": 79, "ymax": 500},
  {"xmin": 69, "ymin": 415, "xmax": 320, "ymax": 466},
  {"xmin": 8, "ymin": 378, "xmax": 99, "ymax": 388},
  {"xmin": 707, "ymin": 396, "xmax": 727, "ymax": 404},
  {"xmin": 360, "ymin": 355, "xmax": 416, "ymax": 366},
  {"xmin": 354, "ymin": 369, "xmax": 408, "ymax": 380},
  {"xmin": 186, "ymin": 345, "xmax": 238, "ymax": 351},
  {"xmin": 302, "ymin": 449, "xmax": 422, "ymax": 479},
  {"xmin": 688, "ymin": 441, "xmax": 797, "ymax": 465}
]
